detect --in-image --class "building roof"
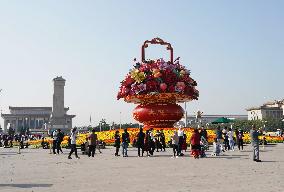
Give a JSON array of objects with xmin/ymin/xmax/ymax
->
[
  {"xmin": 247, "ymin": 106, "xmax": 283, "ymax": 111},
  {"xmin": 1, "ymin": 114, "xmax": 50, "ymax": 118},
  {"xmin": 9, "ymin": 106, "xmax": 69, "ymax": 111},
  {"xmin": 9, "ymin": 106, "xmax": 52, "ymax": 110},
  {"xmin": 187, "ymin": 114, "xmax": 247, "ymax": 118}
]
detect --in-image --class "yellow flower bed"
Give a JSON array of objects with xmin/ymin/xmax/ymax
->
[{"xmin": 28, "ymin": 128, "xmax": 283, "ymax": 147}]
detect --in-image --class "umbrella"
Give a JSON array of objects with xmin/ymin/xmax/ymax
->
[{"xmin": 211, "ymin": 117, "xmax": 233, "ymax": 124}]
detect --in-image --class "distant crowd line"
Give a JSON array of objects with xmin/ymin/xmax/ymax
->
[{"xmin": 1, "ymin": 124, "xmax": 280, "ymax": 162}]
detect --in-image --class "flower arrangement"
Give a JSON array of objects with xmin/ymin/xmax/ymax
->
[
  {"xmin": 117, "ymin": 58, "xmax": 199, "ymax": 101},
  {"xmin": 27, "ymin": 129, "xmax": 283, "ymax": 148}
]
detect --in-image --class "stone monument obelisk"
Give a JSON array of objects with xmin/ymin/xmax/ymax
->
[{"xmin": 49, "ymin": 76, "xmax": 75, "ymax": 132}]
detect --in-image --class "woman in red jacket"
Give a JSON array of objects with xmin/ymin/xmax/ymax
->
[{"xmin": 190, "ymin": 129, "xmax": 201, "ymax": 159}]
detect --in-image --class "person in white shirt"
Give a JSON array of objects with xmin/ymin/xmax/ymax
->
[
  {"xmin": 68, "ymin": 128, "xmax": 80, "ymax": 159},
  {"xmin": 177, "ymin": 128, "xmax": 184, "ymax": 156},
  {"xmin": 227, "ymin": 128, "xmax": 234, "ymax": 151},
  {"xmin": 52, "ymin": 130, "xmax": 57, "ymax": 154}
]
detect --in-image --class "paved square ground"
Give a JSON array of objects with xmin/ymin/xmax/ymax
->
[{"xmin": 0, "ymin": 144, "xmax": 283, "ymax": 192}]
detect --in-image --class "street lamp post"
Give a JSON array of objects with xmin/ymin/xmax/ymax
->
[
  {"xmin": 25, "ymin": 117, "xmax": 28, "ymax": 135},
  {"xmin": 119, "ymin": 112, "xmax": 122, "ymax": 129},
  {"xmin": 184, "ymin": 102, "xmax": 187, "ymax": 127}
]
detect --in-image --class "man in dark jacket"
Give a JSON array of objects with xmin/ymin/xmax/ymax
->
[
  {"xmin": 137, "ymin": 128, "xmax": 145, "ymax": 157},
  {"xmin": 160, "ymin": 129, "xmax": 166, "ymax": 151},
  {"xmin": 200, "ymin": 126, "xmax": 208, "ymax": 141},
  {"xmin": 250, "ymin": 125, "xmax": 261, "ymax": 162},
  {"xmin": 122, "ymin": 129, "xmax": 130, "ymax": 157},
  {"xmin": 87, "ymin": 129, "xmax": 97, "ymax": 157},
  {"xmin": 56, "ymin": 129, "xmax": 64, "ymax": 154}
]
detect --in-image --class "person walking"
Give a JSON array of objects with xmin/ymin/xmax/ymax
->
[
  {"xmin": 121, "ymin": 128, "xmax": 130, "ymax": 157},
  {"xmin": 149, "ymin": 128, "xmax": 155, "ymax": 155},
  {"xmin": 190, "ymin": 129, "xmax": 201, "ymax": 159},
  {"xmin": 171, "ymin": 131, "xmax": 179, "ymax": 158},
  {"xmin": 87, "ymin": 129, "xmax": 97, "ymax": 157},
  {"xmin": 223, "ymin": 127, "xmax": 230, "ymax": 151},
  {"xmin": 200, "ymin": 126, "xmax": 208, "ymax": 141},
  {"xmin": 250, "ymin": 125, "xmax": 261, "ymax": 162},
  {"xmin": 227, "ymin": 128, "xmax": 234, "ymax": 151},
  {"xmin": 136, "ymin": 128, "xmax": 145, "ymax": 157},
  {"xmin": 114, "ymin": 130, "xmax": 121, "ymax": 156},
  {"xmin": 144, "ymin": 130, "xmax": 151, "ymax": 157},
  {"xmin": 52, "ymin": 130, "xmax": 57, "ymax": 154},
  {"xmin": 160, "ymin": 129, "xmax": 166, "ymax": 151},
  {"xmin": 177, "ymin": 128, "xmax": 184, "ymax": 156},
  {"xmin": 56, "ymin": 129, "xmax": 64, "ymax": 154},
  {"xmin": 237, "ymin": 130, "xmax": 244, "ymax": 150},
  {"xmin": 216, "ymin": 126, "xmax": 224, "ymax": 152},
  {"xmin": 68, "ymin": 128, "xmax": 79, "ymax": 159}
]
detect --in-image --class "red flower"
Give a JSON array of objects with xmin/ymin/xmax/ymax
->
[{"xmin": 146, "ymin": 80, "xmax": 159, "ymax": 92}]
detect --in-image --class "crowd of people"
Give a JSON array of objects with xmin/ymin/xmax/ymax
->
[
  {"xmin": 0, "ymin": 124, "xmax": 266, "ymax": 162},
  {"xmin": 0, "ymin": 133, "xmax": 40, "ymax": 149}
]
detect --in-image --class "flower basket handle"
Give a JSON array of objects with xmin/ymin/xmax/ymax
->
[{"xmin": 141, "ymin": 37, "xmax": 173, "ymax": 63}]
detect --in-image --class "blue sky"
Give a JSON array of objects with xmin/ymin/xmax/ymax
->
[{"xmin": 0, "ymin": 0, "xmax": 283, "ymax": 126}]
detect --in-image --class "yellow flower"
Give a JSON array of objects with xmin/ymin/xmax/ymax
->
[{"xmin": 130, "ymin": 69, "xmax": 145, "ymax": 83}]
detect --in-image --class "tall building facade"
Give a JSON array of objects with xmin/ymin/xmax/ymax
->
[{"xmin": 1, "ymin": 76, "xmax": 75, "ymax": 134}]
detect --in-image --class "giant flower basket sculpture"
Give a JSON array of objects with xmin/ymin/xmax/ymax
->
[{"xmin": 117, "ymin": 38, "xmax": 199, "ymax": 128}]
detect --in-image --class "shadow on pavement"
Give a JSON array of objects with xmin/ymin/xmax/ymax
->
[{"xmin": 0, "ymin": 184, "xmax": 53, "ymax": 188}]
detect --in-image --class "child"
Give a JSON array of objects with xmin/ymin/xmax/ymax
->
[{"xmin": 212, "ymin": 138, "xmax": 221, "ymax": 156}]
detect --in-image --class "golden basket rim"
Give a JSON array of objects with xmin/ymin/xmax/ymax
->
[{"xmin": 124, "ymin": 93, "xmax": 194, "ymax": 104}]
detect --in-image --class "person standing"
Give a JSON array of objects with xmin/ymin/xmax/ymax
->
[
  {"xmin": 227, "ymin": 128, "xmax": 234, "ymax": 151},
  {"xmin": 237, "ymin": 130, "xmax": 244, "ymax": 150},
  {"xmin": 160, "ymin": 129, "xmax": 166, "ymax": 152},
  {"xmin": 87, "ymin": 129, "xmax": 97, "ymax": 157},
  {"xmin": 144, "ymin": 130, "xmax": 151, "ymax": 157},
  {"xmin": 56, "ymin": 129, "xmax": 64, "ymax": 154},
  {"xmin": 149, "ymin": 128, "xmax": 155, "ymax": 155},
  {"xmin": 216, "ymin": 126, "xmax": 223, "ymax": 143},
  {"xmin": 250, "ymin": 125, "xmax": 261, "ymax": 162},
  {"xmin": 190, "ymin": 129, "xmax": 201, "ymax": 159},
  {"xmin": 223, "ymin": 127, "xmax": 230, "ymax": 151},
  {"xmin": 136, "ymin": 128, "xmax": 145, "ymax": 157},
  {"xmin": 171, "ymin": 131, "xmax": 179, "ymax": 158},
  {"xmin": 177, "ymin": 128, "xmax": 184, "ymax": 156},
  {"xmin": 52, "ymin": 130, "xmax": 57, "ymax": 154},
  {"xmin": 155, "ymin": 130, "xmax": 161, "ymax": 152},
  {"xmin": 200, "ymin": 126, "xmax": 208, "ymax": 141},
  {"xmin": 121, "ymin": 128, "xmax": 130, "ymax": 157},
  {"xmin": 114, "ymin": 131, "xmax": 121, "ymax": 156},
  {"xmin": 68, "ymin": 128, "xmax": 79, "ymax": 159}
]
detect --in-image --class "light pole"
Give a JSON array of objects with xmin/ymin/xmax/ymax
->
[
  {"xmin": 119, "ymin": 112, "xmax": 122, "ymax": 129},
  {"xmin": 25, "ymin": 117, "xmax": 28, "ymax": 135},
  {"xmin": 184, "ymin": 102, "xmax": 188, "ymax": 127}
]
